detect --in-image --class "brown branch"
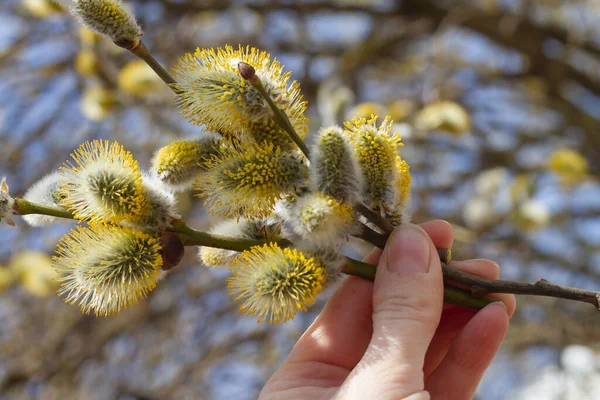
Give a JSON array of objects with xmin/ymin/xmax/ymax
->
[
  {"xmin": 355, "ymin": 203, "xmax": 395, "ymax": 235},
  {"xmin": 442, "ymin": 263, "xmax": 600, "ymax": 310}
]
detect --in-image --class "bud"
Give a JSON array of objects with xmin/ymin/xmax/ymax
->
[
  {"xmin": 310, "ymin": 126, "xmax": 363, "ymax": 204},
  {"xmin": 151, "ymin": 135, "xmax": 221, "ymax": 192},
  {"xmin": 54, "ymin": 224, "xmax": 162, "ymax": 316},
  {"xmin": 228, "ymin": 243, "xmax": 327, "ymax": 323},
  {"xmin": 160, "ymin": 232, "xmax": 185, "ymax": 271},
  {"xmin": 288, "ymin": 192, "xmax": 356, "ymax": 247},
  {"xmin": 195, "ymin": 141, "xmax": 309, "ymax": 219},
  {"xmin": 22, "ymin": 172, "xmax": 69, "ymax": 227},
  {"xmin": 172, "ymin": 45, "xmax": 307, "ymax": 139},
  {"xmin": 59, "ymin": 140, "xmax": 146, "ymax": 224},
  {"xmin": 237, "ymin": 61, "xmax": 257, "ymax": 83},
  {"xmin": 0, "ymin": 177, "xmax": 15, "ymax": 227},
  {"xmin": 344, "ymin": 116, "xmax": 403, "ymax": 209},
  {"xmin": 70, "ymin": 0, "xmax": 143, "ymax": 49}
]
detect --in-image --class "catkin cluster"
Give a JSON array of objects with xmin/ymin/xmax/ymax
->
[{"xmin": 14, "ymin": 1, "xmax": 414, "ymax": 322}]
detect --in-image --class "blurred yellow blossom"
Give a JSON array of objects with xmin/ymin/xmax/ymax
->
[
  {"xmin": 10, "ymin": 251, "xmax": 56, "ymax": 297},
  {"xmin": 118, "ymin": 60, "xmax": 164, "ymax": 97},
  {"xmin": 548, "ymin": 149, "xmax": 588, "ymax": 186},
  {"xmin": 80, "ymin": 86, "xmax": 116, "ymax": 121},
  {"xmin": 414, "ymin": 100, "xmax": 471, "ymax": 135}
]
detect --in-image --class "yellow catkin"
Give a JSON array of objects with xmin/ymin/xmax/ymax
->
[
  {"xmin": 195, "ymin": 140, "xmax": 308, "ymax": 219},
  {"xmin": 53, "ymin": 224, "xmax": 162, "ymax": 316},
  {"xmin": 228, "ymin": 243, "xmax": 326, "ymax": 324},
  {"xmin": 71, "ymin": 0, "xmax": 143, "ymax": 45},
  {"xmin": 344, "ymin": 115, "xmax": 403, "ymax": 208},
  {"xmin": 172, "ymin": 45, "xmax": 307, "ymax": 139},
  {"xmin": 59, "ymin": 140, "xmax": 147, "ymax": 224}
]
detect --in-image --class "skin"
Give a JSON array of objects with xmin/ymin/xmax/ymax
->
[{"xmin": 260, "ymin": 220, "xmax": 516, "ymax": 400}]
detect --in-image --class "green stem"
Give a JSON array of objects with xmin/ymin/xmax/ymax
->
[
  {"xmin": 13, "ymin": 198, "xmax": 74, "ymax": 219},
  {"xmin": 169, "ymin": 219, "xmax": 291, "ymax": 250},
  {"xmin": 343, "ymin": 257, "xmax": 499, "ymax": 310},
  {"xmin": 12, "ymin": 199, "xmax": 290, "ymax": 252},
  {"xmin": 131, "ymin": 41, "xmax": 181, "ymax": 95},
  {"xmin": 249, "ymin": 79, "xmax": 311, "ymax": 158}
]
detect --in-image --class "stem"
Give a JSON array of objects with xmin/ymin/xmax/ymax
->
[
  {"xmin": 442, "ymin": 263, "xmax": 600, "ymax": 310},
  {"xmin": 170, "ymin": 219, "xmax": 291, "ymax": 250},
  {"xmin": 130, "ymin": 41, "xmax": 181, "ymax": 95},
  {"xmin": 13, "ymin": 198, "xmax": 600, "ymax": 310},
  {"xmin": 12, "ymin": 199, "xmax": 288, "ymax": 251},
  {"xmin": 247, "ymin": 78, "xmax": 311, "ymax": 158},
  {"xmin": 355, "ymin": 220, "xmax": 451, "ymax": 264},
  {"xmin": 356, "ymin": 223, "xmax": 387, "ymax": 248},
  {"xmin": 13, "ymin": 198, "xmax": 74, "ymax": 219},
  {"xmin": 343, "ymin": 258, "xmax": 498, "ymax": 310},
  {"xmin": 355, "ymin": 203, "xmax": 395, "ymax": 235}
]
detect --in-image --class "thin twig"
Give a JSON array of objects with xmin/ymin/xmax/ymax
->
[
  {"xmin": 355, "ymin": 203, "xmax": 395, "ymax": 235},
  {"xmin": 12, "ymin": 198, "xmax": 289, "ymax": 252},
  {"xmin": 344, "ymin": 257, "xmax": 498, "ymax": 310},
  {"xmin": 356, "ymin": 223, "xmax": 388, "ymax": 248},
  {"xmin": 442, "ymin": 263, "xmax": 600, "ymax": 310},
  {"xmin": 238, "ymin": 62, "xmax": 311, "ymax": 158}
]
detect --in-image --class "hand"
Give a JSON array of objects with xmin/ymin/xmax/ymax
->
[{"xmin": 260, "ymin": 221, "xmax": 516, "ymax": 400}]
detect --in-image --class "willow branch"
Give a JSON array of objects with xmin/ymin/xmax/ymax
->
[
  {"xmin": 355, "ymin": 203, "xmax": 395, "ymax": 235},
  {"xmin": 12, "ymin": 198, "xmax": 286, "ymax": 251},
  {"xmin": 238, "ymin": 62, "xmax": 311, "ymax": 158},
  {"xmin": 169, "ymin": 219, "xmax": 291, "ymax": 250},
  {"xmin": 355, "ymin": 223, "xmax": 388, "ymax": 248},
  {"xmin": 442, "ymin": 263, "xmax": 600, "ymax": 310},
  {"xmin": 344, "ymin": 258, "xmax": 498, "ymax": 310}
]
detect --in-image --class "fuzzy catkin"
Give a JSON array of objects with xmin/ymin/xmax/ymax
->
[
  {"xmin": 22, "ymin": 172, "xmax": 68, "ymax": 227},
  {"xmin": 310, "ymin": 126, "xmax": 364, "ymax": 205},
  {"xmin": 71, "ymin": 0, "xmax": 142, "ymax": 46}
]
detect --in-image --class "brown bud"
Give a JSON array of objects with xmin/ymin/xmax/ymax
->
[
  {"xmin": 238, "ymin": 61, "xmax": 258, "ymax": 83},
  {"xmin": 160, "ymin": 232, "xmax": 185, "ymax": 271}
]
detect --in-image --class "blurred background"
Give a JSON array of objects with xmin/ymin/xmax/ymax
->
[{"xmin": 1, "ymin": 0, "xmax": 600, "ymax": 398}]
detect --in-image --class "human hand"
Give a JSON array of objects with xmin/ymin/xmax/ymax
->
[{"xmin": 260, "ymin": 221, "xmax": 516, "ymax": 400}]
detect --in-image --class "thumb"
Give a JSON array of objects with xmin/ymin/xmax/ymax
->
[{"xmin": 341, "ymin": 224, "xmax": 443, "ymax": 399}]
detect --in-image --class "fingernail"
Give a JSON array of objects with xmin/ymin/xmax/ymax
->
[
  {"xmin": 488, "ymin": 301, "xmax": 507, "ymax": 313},
  {"xmin": 386, "ymin": 224, "xmax": 432, "ymax": 274}
]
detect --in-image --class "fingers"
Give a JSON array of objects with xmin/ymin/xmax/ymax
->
[
  {"xmin": 280, "ymin": 219, "xmax": 454, "ymax": 375},
  {"xmin": 341, "ymin": 224, "xmax": 444, "ymax": 399},
  {"xmin": 423, "ymin": 258, "xmax": 509, "ymax": 377},
  {"xmin": 282, "ymin": 248, "xmax": 381, "ymax": 371},
  {"xmin": 419, "ymin": 219, "xmax": 454, "ymax": 250},
  {"xmin": 425, "ymin": 303, "xmax": 509, "ymax": 399}
]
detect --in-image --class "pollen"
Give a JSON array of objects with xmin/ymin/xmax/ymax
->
[
  {"xmin": 53, "ymin": 224, "xmax": 162, "ymax": 316},
  {"xmin": 194, "ymin": 140, "xmax": 309, "ymax": 219},
  {"xmin": 59, "ymin": 140, "xmax": 147, "ymax": 224},
  {"xmin": 172, "ymin": 45, "xmax": 307, "ymax": 139},
  {"xmin": 228, "ymin": 243, "xmax": 327, "ymax": 324},
  {"xmin": 344, "ymin": 115, "xmax": 403, "ymax": 209},
  {"xmin": 71, "ymin": 0, "xmax": 143, "ymax": 46}
]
